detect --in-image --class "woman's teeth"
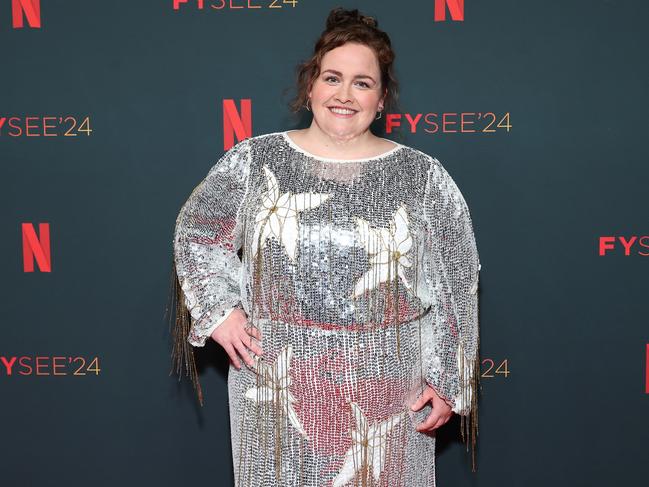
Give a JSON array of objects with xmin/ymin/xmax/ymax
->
[{"xmin": 329, "ymin": 107, "xmax": 356, "ymax": 115}]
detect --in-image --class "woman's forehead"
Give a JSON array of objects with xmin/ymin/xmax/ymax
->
[{"xmin": 320, "ymin": 44, "xmax": 380, "ymax": 73}]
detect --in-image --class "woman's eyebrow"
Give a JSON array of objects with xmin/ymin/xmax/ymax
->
[{"xmin": 322, "ymin": 69, "xmax": 375, "ymax": 83}]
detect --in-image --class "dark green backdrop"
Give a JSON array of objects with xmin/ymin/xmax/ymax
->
[{"xmin": 1, "ymin": 1, "xmax": 647, "ymax": 486}]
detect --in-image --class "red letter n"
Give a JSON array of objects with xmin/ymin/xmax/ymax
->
[
  {"xmin": 223, "ymin": 99, "xmax": 252, "ymax": 151},
  {"xmin": 434, "ymin": 0, "xmax": 464, "ymax": 22},
  {"xmin": 22, "ymin": 223, "xmax": 51, "ymax": 272},
  {"xmin": 12, "ymin": 0, "xmax": 41, "ymax": 29}
]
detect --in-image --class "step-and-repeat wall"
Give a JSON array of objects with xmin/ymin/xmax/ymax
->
[{"xmin": 2, "ymin": 1, "xmax": 647, "ymax": 486}]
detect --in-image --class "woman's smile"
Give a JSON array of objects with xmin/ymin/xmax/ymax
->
[{"xmin": 328, "ymin": 106, "xmax": 358, "ymax": 117}]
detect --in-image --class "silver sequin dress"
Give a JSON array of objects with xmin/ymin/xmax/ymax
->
[{"xmin": 173, "ymin": 130, "xmax": 482, "ymax": 487}]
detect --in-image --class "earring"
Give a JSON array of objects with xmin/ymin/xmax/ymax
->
[
  {"xmin": 376, "ymin": 109, "xmax": 383, "ymax": 120},
  {"xmin": 304, "ymin": 99, "xmax": 311, "ymax": 112}
]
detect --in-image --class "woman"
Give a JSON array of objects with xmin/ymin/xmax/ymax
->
[{"xmin": 171, "ymin": 7, "xmax": 481, "ymax": 486}]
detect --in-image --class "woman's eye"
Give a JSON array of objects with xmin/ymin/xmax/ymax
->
[{"xmin": 323, "ymin": 76, "xmax": 370, "ymax": 88}]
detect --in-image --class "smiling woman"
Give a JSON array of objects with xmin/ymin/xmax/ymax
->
[
  {"xmin": 285, "ymin": 13, "xmax": 401, "ymax": 161},
  {"xmin": 171, "ymin": 6, "xmax": 482, "ymax": 487},
  {"xmin": 286, "ymin": 41, "xmax": 396, "ymax": 160}
]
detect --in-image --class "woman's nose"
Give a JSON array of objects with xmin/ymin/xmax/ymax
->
[{"xmin": 336, "ymin": 83, "xmax": 353, "ymax": 103}]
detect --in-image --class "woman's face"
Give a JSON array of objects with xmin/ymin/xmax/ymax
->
[{"xmin": 308, "ymin": 42, "xmax": 386, "ymax": 140}]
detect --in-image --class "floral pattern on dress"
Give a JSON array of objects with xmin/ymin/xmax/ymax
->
[
  {"xmin": 244, "ymin": 344, "xmax": 307, "ymax": 438},
  {"xmin": 332, "ymin": 402, "xmax": 404, "ymax": 487},
  {"xmin": 252, "ymin": 165, "xmax": 332, "ymax": 262},
  {"xmin": 352, "ymin": 204, "xmax": 414, "ymax": 297}
]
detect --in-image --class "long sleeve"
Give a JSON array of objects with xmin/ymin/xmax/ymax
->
[
  {"xmin": 422, "ymin": 157, "xmax": 481, "ymax": 467},
  {"xmin": 173, "ymin": 137, "xmax": 252, "ymax": 347}
]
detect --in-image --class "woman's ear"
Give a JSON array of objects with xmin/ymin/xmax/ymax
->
[{"xmin": 379, "ymin": 87, "xmax": 388, "ymax": 110}]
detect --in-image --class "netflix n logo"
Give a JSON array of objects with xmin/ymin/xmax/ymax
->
[
  {"xmin": 9, "ymin": 0, "xmax": 41, "ymax": 29},
  {"xmin": 434, "ymin": 0, "xmax": 464, "ymax": 22},
  {"xmin": 223, "ymin": 98, "xmax": 252, "ymax": 150},
  {"xmin": 22, "ymin": 222, "xmax": 51, "ymax": 272}
]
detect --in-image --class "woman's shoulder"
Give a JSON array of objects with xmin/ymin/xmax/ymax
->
[
  {"xmin": 391, "ymin": 142, "xmax": 467, "ymax": 197},
  {"xmin": 220, "ymin": 132, "xmax": 280, "ymax": 150},
  {"xmin": 383, "ymin": 138, "xmax": 446, "ymax": 174},
  {"xmin": 217, "ymin": 133, "xmax": 284, "ymax": 168},
  {"xmin": 243, "ymin": 131, "xmax": 285, "ymax": 148},
  {"xmin": 222, "ymin": 132, "xmax": 283, "ymax": 160}
]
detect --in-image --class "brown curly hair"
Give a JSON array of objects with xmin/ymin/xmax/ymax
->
[{"xmin": 288, "ymin": 7, "xmax": 400, "ymax": 117}]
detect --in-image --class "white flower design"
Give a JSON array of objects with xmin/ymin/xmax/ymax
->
[
  {"xmin": 352, "ymin": 204, "xmax": 414, "ymax": 297},
  {"xmin": 252, "ymin": 165, "xmax": 332, "ymax": 262},
  {"xmin": 332, "ymin": 402, "xmax": 404, "ymax": 487},
  {"xmin": 244, "ymin": 344, "xmax": 307, "ymax": 438}
]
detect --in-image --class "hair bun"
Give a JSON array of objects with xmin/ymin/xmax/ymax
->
[{"xmin": 326, "ymin": 7, "xmax": 378, "ymax": 30}]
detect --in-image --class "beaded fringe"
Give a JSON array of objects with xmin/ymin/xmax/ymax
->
[
  {"xmin": 166, "ymin": 256, "xmax": 204, "ymax": 407},
  {"xmin": 459, "ymin": 344, "xmax": 479, "ymax": 472},
  {"xmin": 458, "ymin": 291, "xmax": 481, "ymax": 473}
]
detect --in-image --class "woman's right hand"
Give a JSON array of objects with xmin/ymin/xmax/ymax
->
[{"xmin": 210, "ymin": 309, "xmax": 263, "ymax": 369}]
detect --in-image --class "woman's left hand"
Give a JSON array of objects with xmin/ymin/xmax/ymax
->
[{"xmin": 410, "ymin": 384, "xmax": 454, "ymax": 435}]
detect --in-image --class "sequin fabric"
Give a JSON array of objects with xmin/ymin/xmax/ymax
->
[{"xmin": 173, "ymin": 130, "xmax": 482, "ymax": 486}]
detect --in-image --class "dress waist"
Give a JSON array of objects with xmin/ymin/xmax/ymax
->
[{"xmin": 247, "ymin": 304, "xmax": 432, "ymax": 332}]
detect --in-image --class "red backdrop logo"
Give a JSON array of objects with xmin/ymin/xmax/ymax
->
[
  {"xmin": 223, "ymin": 99, "xmax": 252, "ymax": 150},
  {"xmin": 22, "ymin": 223, "xmax": 51, "ymax": 272},
  {"xmin": 598, "ymin": 236, "xmax": 649, "ymax": 256},
  {"xmin": 434, "ymin": 0, "xmax": 464, "ymax": 22},
  {"xmin": 384, "ymin": 111, "xmax": 512, "ymax": 135},
  {"xmin": 12, "ymin": 0, "xmax": 41, "ymax": 29}
]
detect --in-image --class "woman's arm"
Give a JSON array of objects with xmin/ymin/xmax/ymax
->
[
  {"xmin": 174, "ymin": 137, "xmax": 252, "ymax": 347},
  {"xmin": 422, "ymin": 156, "xmax": 481, "ymax": 462}
]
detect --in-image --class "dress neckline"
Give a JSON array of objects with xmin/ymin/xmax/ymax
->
[{"xmin": 281, "ymin": 130, "xmax": 403, "ymax": 163}]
